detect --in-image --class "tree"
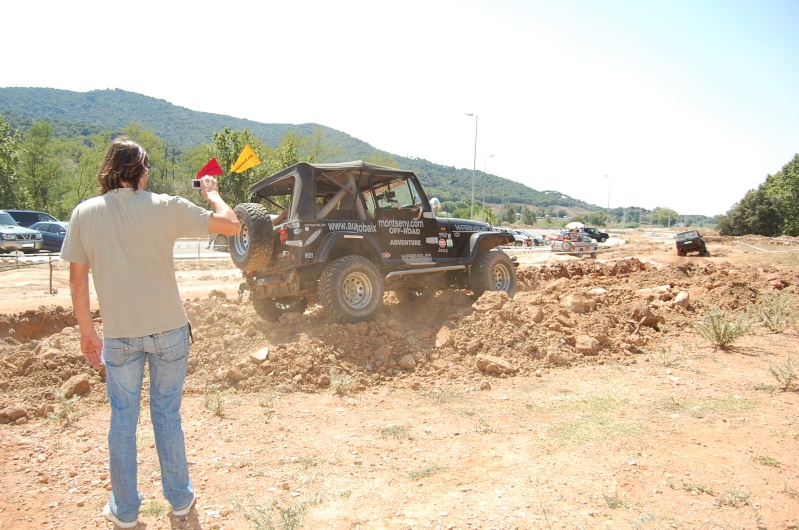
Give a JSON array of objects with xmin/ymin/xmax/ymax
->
[
  {"xmin": 501, "ymin": 205, "xmax": 517, "ymax": 225},
  {"xmin": 652, "ymin": 207, "xmax": 679, "ymax": 226},
  {"xmin": 0, "ymin": 115, "xmax": 25, "ymax": 208},
  {"xmin": 717, "ymin": 187, "xmax": 782, "ymax": 236},
  {"xmin": 17, "ymin": 121, "xmax": 68, "ymax": 214},
  {"xmin": 521, "ymin": 206, "xmax": 536, "ymax": 225}
]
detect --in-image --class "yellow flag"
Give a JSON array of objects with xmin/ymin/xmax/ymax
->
[{"xmin": 231, "ymin": 144, "xmax": 262, "ymax": 173}]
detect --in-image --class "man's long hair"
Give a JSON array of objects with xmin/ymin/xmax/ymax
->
[{"xmin": 97, "ymin": 138, "xmax": 150, "ymax": 195}]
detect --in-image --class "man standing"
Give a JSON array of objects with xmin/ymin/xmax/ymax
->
[{"xmin": 61, "ymin": 138, "xmax": 240, "ymax": 528}]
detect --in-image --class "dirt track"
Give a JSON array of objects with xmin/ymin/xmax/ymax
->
[{"xmin": 1, "ymin": 231, "xmax": 798, "ymax": 529}]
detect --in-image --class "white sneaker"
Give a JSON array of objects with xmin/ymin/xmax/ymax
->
[
  {"xmin": 103, "ymin": 503, "xmax": 138, "ymax": 528},
  {"xmin": 173, "ymin": 495, "xmax": 196, "ymax": 517}
]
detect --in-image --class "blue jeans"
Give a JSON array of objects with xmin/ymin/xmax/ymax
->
[{"xmin": 102, "ymin": 324, "xmax": 194, "ymax": 522}]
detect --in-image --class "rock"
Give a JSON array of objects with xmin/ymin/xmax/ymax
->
[
  {"xmin": 475, "ymin": 354, "xmax": 517, "ymax": 374},
  {"xmin": 226, "ymin": 368, "xmax": 247, "ymax": 382},
  {"xmin": 672, "ymin": 291, "xmax": 690, "ymax": 308},
  {"xmin": 575, "ymin": 335, "xmax": 601, "ymax": 355},
  {"xmin": 561, "ymin": 294, "xmax": 596, "ymax": 313},
  {"xmin": 398, "ymin": 354, "xmax": 417, "ymax": 369},
  {"xmin": 60, "ymin": 374, "xmax": 91, "ymax": 398},
  {"xmin": 435, "ymin": 326, "xmax": 453, "ymax": 348},
  {"xmin": 473, "ymin": 291, "xmax": 509, "ymax": 312},
  {"xmin": 0, "ymin": 404, "xmax": 28, "ymax": 424},
  {"xmin": 249, "ymin": 347, "xmax": 269, "ymax": 364},
  {"xmin": 630, "ymin": 302, "xmax": 666, "ymax": 329}
]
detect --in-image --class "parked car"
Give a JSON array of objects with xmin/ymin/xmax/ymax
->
[
  {"xmin": 495, "ymin": 227, "xmax": 526, "ymax": 247},
  {"xmin": 550, "ymin": 233, "xmax": 598, "ymax": 258},
  {"xmin": 581, "ymin": 227, "xmax": 609, "ymax": 243},
  {"xmin": 516, "ymin": 229, "xmax": 546, "ymax": 246},
  {"xmin": 675, "ymin": 230, "xmax": 710, "ymax": 257},
  {"xmin": 3, "ymin": 209, "xmax": 60, "ymax": 228},
  {"xmin": 0, "ymin": 210, "xmax": 44, "ymax": 254},
  {"xmin": 29, "ymin": 221, "xmax": 69, "ymax": 252}
]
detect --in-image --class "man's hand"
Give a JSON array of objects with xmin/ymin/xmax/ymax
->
[{"xmin": 80, "ymin": 331, "xmax": 103, "ymax": 369}]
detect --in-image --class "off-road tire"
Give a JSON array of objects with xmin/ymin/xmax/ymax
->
[
  {"xmin": 702, "ymin": 245, "xmax": 711, "ymax": 257},
  {"xmin": 577, "ymin": 249, "xmax": 584, "ymax": 258},
  {"xmin": 319, "ymin": 256, "xmax": 384, "ymax": 323},
  {"xmin": 252, "ymin": 297, "xmax": 308, "ymax": 322},
  {"xmin": 677, "ymin": 249, "xmax": 686, "ymax": 257},
  {"xmin": 561, "ymin": 241, "xmax": 573, "ymax": 252},
  {"xmin": 470, "ymin": 251, "xmax": 517, "ymax": 298},
  {"xmin": 212, "ymin": 234, "xmax": 229, "ymax": 252},
  {"xmin": 230, "ymin": 203, "xmax": 273, "ymax": 271},
  {"xmin": 599, "ymin": 237, "xmax": 607, "ymax": 243},
  {"xmin": 590, "ymin": 250, "xmax": 598, "ymax": 259}
]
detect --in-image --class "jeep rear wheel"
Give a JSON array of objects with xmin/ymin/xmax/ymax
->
[
  {"xmin": 319, "ymin": 256, "xmax": 384, "ymax": 323},
  {"xmin": 470, "ymin": 251, "xmax": 517, "ymax": 298},
  {"xmin": 252, "ymin": 297, "xmax": 308, "ymax": 322},
  {"xmin": 599, "ymin": 237, "xmax": 607, "ymax": 243},
  {"xmin": 230, "ymin": 203, "xmax": 273, "ymax": 271}
]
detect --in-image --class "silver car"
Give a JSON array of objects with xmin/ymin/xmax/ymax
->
[{"xmin": 0, "ymin": 211, "xmax": 44, "ymax": 254}]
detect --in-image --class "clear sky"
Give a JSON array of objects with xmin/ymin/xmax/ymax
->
[{"xmin": 3, "ymin": 0, "xmax": 798, "ymax": 216}]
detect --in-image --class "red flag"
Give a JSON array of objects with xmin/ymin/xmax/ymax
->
[{"xmin": 196, "ymin": 158, "xmax": 224, "ymax": 178}]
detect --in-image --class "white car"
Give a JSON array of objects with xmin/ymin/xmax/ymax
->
[
  {"xmin": 550, "ymin": 234, "xmax": 598, "ymax": 258},
  {"xmin": 0, "ymin": 211, "xmax": 44, "ymax": 254}
]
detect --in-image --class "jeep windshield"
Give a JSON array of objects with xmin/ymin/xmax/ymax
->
[{"xmin": 676, "ymin": 230, "xmax": 699, "ymax": 241}]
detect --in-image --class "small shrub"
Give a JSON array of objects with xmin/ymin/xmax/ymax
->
[
  {"xmin": 47, "ymin": 390, "xmax": 80, "ymax": 425},
  {"xmin": 769, "ymin": 355, "xmax": 798, "ymax": 391},
  {"xmin": 329, "ymin": 367, "xmax": 357, "ymax": 396},
  {"xmin": 754, "ymin": 455, "xmax": 781, "ymax": 467},
  {"xmin": 379, "ymin": 425, "xmax": 413, "ymax": 440},
  {"xmin": 693, "ymin": 306, "xmax": 752, "ymax": 349},
  {"xmin": 752, "ymin": 291, "xmax": 795, "ymax": 332},
  {"xmin": 683, "ymin": 483, "xmax": 713, "ymax": 495},
  {"xmin": 715, "ymin": 488, "xmax": 750, "ymax": 507},
  {"xmin": 203, "ymin": 381, "xmax": 224, "ymax": 416}
]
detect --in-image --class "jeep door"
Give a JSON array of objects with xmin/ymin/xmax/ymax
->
[{"xmin": 368, "ymin": 175, "xmax": 439, "ymax": 265}]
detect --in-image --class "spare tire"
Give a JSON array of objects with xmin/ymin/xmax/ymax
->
[
  {"xmin": 561, "ymin": 240, "xmax": 573, "ymax": 252},
  {"xmin": 230, "ymin": 203, "xmax": 273, "ymax": 271}
]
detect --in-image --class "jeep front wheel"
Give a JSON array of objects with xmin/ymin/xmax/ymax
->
[
  {"xmin": 319, "ymin": 256, "xmax": 384, "ymax": 323},
  {"xmin": 230, "ymin": 203, "xmax": 274, "ymax": 271},
  {"xmin": 470, "ymin": 251, "xmax": 517, "ymax": 298}
]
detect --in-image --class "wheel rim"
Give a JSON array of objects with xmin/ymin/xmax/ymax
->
[
  {"xmin": 343, "ymin": 271, "xmax": 373, "ymax": 309},
  {"xmin": 233, "ymin": 223, "xmax": 250, "ymax": 256},
  {"xmin": 491, "ymin": 262, "xmax": 512, "ymax": 291}
]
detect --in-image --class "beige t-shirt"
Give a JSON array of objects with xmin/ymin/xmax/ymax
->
[{"xmin": 61, "ymin": 189, "xmax": 211, "ymax": 338}]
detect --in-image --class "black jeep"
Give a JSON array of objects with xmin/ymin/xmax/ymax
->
[
  {"xmin": 675, "ymin": 230, "xmax": 710, "ymax": 257},
  {"xmin": 229, "ymin": 161, "xmax": 517, "ymax": 323}
]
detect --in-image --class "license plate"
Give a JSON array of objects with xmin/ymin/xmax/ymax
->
[{"xmin": 22, "ymin": 243, "xmax": 33, "ymax": 248}]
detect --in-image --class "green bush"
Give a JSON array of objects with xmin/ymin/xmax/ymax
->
[{"xmin": 693, "ymin": 306, "xmax": 752, "ymax": 349}]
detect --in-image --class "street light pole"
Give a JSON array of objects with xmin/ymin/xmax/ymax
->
[
  {"xmin": 465, "ymin": 113, "xmax": 478, "ymax": 219},
  {"xmin": 604, "ymin": 174, "xmax": 611, "ymax": 228},
  {"xmin": 483, "ymin": 154, "xmax": 494, "ymax": 222}
]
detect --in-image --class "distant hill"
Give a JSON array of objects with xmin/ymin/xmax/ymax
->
[{"xmin": 0, "ymin": 87, "xmax": 597, "ymax": 213}]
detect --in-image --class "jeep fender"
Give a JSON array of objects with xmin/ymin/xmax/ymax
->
[
  {"xmin": 467, "ymin": 232, "xmax": 513, "ymax": 263},
  {"xmin": 313, "ymin": 232, "xmax": 383, "ymax": 265}
]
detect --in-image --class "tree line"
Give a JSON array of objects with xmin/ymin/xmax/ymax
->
[
  {"xmin": 0, "ymin": 114, "xmax": 367, "ymax": 220},
  {"xmin": 715, "ymin": 154, "xmax": 799, "ymax": 237}
]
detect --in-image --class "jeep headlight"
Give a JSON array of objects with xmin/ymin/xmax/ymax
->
[{"xmin": 1, "ymin": 233, "xmax": 16, "ymax": 240}]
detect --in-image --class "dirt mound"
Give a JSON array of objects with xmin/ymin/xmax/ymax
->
[{"xmin": 3, "ymin": 257, "xmax": 797, "ymax": 425}]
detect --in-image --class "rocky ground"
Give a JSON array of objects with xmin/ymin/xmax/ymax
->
[{"xmin": 0, "ymin": 231, "xmax": 798, "ymax": 529}]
